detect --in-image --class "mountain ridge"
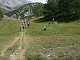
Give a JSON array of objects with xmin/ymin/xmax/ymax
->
[{"xmin": 0, "ymin": 0, "xmax": 33, "ymax": 12}]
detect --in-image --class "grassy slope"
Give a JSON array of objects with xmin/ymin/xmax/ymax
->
[
  {"xmin": 25, "ymin": 22, "xmax": 80, "ymax": 59},
  {"xmin": 0, "ymin": 20, "xmax": 20, "ymax": 51},
  {"xmin": 26, "ymin": 22, "xmax": 80, "ymax": 36},
  {"xmin": 26, "ymin": 22, "xmax": 80, "ymax": 48}
]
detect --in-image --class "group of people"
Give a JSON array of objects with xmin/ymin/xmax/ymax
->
[
  {"xmin": 20, "ymin": 19, "xmax": 30, "ymax": 31},
  {"xmin": 42, "ymin": 18, "xmax": 55, "ymax": 31},
  {"xmin": 19, "ymin": 17, "xmax": 55, "ymax": 31},
  {"xmin": 49, "ymin": 18, "xmax": 55, "ymax": 24}
]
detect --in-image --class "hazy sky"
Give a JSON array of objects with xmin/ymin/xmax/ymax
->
[
  {"xmin": 0, "ymin": 0, "xmax": 47, "ymax": 11},
  {"xmin": 28, "ymin": 0, "xmax": 47, "ymax": 3}
]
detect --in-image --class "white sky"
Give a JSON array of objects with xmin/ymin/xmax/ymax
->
[{"xmin": 28, "ymin": 0, "xmax": 47, "ymax": 3}]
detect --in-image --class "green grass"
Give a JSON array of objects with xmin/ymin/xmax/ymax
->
[
  {"xmin": 26, "ymin": 22, "xmax": 80, "ymax": 36},
  {"xmin": 0, "ymin": 20, "xmax": 20, "ymax": 51},
  {"xmin": 28, "ymin": 22, "xmax": 80, "ymax": 47},
  {"xmin": 25, "ymin": 21, "xmax": 80, "ymax": 60},
  {"xmin": 26, "ymin": 22, "xmax": 80, "ymax": 48},
  {"xmin": 0, "ymin": 19, "xmax": 80, "ymax": 60}
]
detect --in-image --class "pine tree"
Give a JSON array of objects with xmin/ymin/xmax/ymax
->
[{"xmin": 44, "ymin": 0, "xmax": 80, "ymax": 22}]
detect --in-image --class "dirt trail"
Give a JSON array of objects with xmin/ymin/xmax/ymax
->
[
  {"xmin": 23, "ymin": 35, "xmax": 33, "ymax": 47},
  {"xmin": 0, "ymin": 19, "xmax": 32, "ymax": 60},
  {"xmin": 1, "ymin": 36, "xmax": 20, "ymax": 56},
  {"xmin": 7, "ymin": 32, "xmax": 27, "ymax": 60}
]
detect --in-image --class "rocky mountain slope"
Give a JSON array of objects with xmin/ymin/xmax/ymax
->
[{"xmin": 0, "ymin": 0, "xmax": 32, "ymax": 12}]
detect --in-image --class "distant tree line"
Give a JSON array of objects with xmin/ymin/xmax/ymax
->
[{"xmin": 44, "ymin": 0, "xmax": 80, "ymax": 22}]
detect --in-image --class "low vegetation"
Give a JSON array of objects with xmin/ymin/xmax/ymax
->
[
  {"xmin": 25, "ymin": 21, "xmax": 80, "ymax": 60},
  {"xmin": 0, "ymin": 20, "xmax": 20, "ymax": 51}
]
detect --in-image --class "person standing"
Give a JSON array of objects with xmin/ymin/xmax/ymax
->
[
  {"xmin": 52, "ymin": 18, "xmax": 55, "ymax": 24},
  {"xmin": 27, "ymin": 21, "xmax": 30, "ymax": 27}
]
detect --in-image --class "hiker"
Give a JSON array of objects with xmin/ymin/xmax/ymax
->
[
  {"xmin": 42, "ymin": 25, "xmax": 47, "ymax": 31},
  {"xmin": 23, "ymin": 20, "xmax": 26, "ymax": 29},
  {"xmin": 48, "ymin": 20, "xmax": 51, "ymax": 24},
  {"xmin": 52, "ymin": 18, "xmax": 55, "ymax": 24},
  {"xmin": 22, "ymin": 24, "xmax": 25, "ymax": 30},
  {"xmin": 27, "ymin": 21, "xmax": 30, "ymax": 27},
  {"xmin": 24, "ymin": 19, "xmax": 27, "ymax": 28}
]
